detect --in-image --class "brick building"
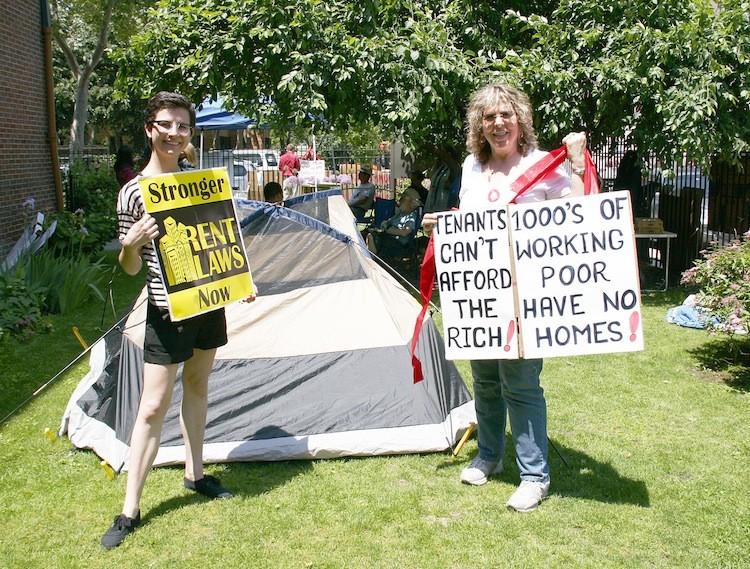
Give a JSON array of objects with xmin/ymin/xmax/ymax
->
[{"xmin": 0, "ymin": 1, "xmax": 58, "ymax": 259}]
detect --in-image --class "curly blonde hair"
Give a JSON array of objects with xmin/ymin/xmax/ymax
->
[{"xmin": 466, "ymin": 84, "xmax": 537, "ymax": 164}]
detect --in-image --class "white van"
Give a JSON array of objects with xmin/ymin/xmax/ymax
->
[
  {"xmin": 227, "ymin": 150, "xmax": 279, "ymax": 192},
  {"xmin": 234, "ymin": 149, "xmax": 280, "ymax": 170}
]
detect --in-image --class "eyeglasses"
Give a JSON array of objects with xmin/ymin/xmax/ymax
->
[
  {"xmin": 150, "ymin": 120, "xmax": 194, "ymax": 136},
  {"xmin": 482, "ymin": 110, "xmax": 515, "ymax": 123}
]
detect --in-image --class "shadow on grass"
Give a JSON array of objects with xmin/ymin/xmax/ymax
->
[
  {"xmin": 688, "ymin": 335, "xmax": 750, "ymax": 392},
  {"xmin": 144, "ymin": 458, "xmax": 312, "ymax": 524},
  {"xmin": 444, "ymin": 436, "xmax": 650, "ymax": 507},
  {"xmin": 638, "ymin": 288, "xmax": 690, "ymax": 308},
  {"xmin": 545, "ymin": 439, "xmax": 650, "ymax": 507}
]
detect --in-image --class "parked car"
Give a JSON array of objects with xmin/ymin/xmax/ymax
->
[
  {"xmin": 234, "ymin": 149, "xmax": 280, "ymax": 170},
  {"xmin": 231, "ymin": 160, "xmax": 260, "ymax": 193},
  {"xmin": 661, "ymin": 164, "xmax": 709, "ymax": 195}
]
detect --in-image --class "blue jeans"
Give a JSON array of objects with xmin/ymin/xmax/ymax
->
[{"xmin": 471, "ymin": 358, "xmax": 549, "ymax": 483}]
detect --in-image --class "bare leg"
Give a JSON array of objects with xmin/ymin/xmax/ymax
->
[
  {"xmin": 180, "ymin": 348, "xmax": 217, "ymax": 482},
  {"xmin": 122, "ymin": 362, "xmax": 179, "ymax": 518}
]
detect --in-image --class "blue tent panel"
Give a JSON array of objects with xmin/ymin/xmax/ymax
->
[{"xmin": 195, "ymin": 98, "xmax": 256, "ymax": 131}]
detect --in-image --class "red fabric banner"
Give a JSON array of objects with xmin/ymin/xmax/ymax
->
[
  {"xmin": 509, "ymin": 147, "xmax": 600, "ymax": 203},
  {"xmin": 410, "ymin": 236, "xmax": 435, "ymax": 383}
]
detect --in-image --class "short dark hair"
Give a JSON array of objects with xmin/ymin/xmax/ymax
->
[
  {"xmin": 263, "ymin": 181, "xmax": 283, "ymax": 202},
  {"xmin": 144, "ymin": 91, "xmax": 196, "ymax": 126},
  {"xmin": 114, "ymin": 146, "xmax": 134, "ymax": 169}
]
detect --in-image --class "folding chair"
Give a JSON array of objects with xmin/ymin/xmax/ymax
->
[
  {"xmin": 372, "ymin": 197, "xmax": 396, "ymax": 228},
  {"xmin": 355, "ymin": 206, "xmax": 374, "ymax": 228},
  {"xmin": 375, "ymin": 205, "xmax": 423, "ymax": 277}
]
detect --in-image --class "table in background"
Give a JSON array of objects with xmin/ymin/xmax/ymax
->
[
  {"xmin": 300, "ymin": 182, "xmax": 341, "ymax": 195},
  {"xmin": 635, "ymin": 231, "xmax": 677, "ymax": 291}
]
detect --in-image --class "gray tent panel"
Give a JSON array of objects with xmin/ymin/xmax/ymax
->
[{"xmin": 61, "ymin": 193, "xmax": 475, "ymax": 471}]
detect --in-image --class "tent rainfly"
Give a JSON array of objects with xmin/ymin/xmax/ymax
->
[{"xmin": 60, "ymin": 191, "xmax": 475, "ymax": 472}]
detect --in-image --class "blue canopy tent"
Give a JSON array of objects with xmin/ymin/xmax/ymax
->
[{"xmin": 195, "ymin": 98, "xmax": 257, "ymax": 167}]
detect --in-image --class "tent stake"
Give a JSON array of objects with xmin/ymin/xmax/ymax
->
[
  {"xmin": 100, "ymin": 461, "xmax": 115, "ymax": 480},
  {"xmin": 44, "ymin": 427, "xmax": 56, "ymax": 442},
  {"xmin": 452, "ymin": 422, "xmax": 476, "ymax": 458},
  {"xmin": 72, "ymin": 327, "xmax": 88, "ymax": 350}
]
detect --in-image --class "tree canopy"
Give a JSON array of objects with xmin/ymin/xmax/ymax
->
[
  {"xmin": 52, "ymin": 0, "xmax": 150, "ymax": 153},
  {"xmin": 115, "ymin": 0, "xmax": 750, "ymax": 169}
]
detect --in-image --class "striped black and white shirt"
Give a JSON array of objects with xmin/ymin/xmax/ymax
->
[{"xmin": 117, "ymin": 177, "xmax": 169, "ymax": 308}]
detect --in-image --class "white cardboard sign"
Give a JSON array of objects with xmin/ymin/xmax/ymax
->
[
  {"xmin": 298, "ymin": 159, "xmax": 326, "ymax": 183},
  {"xmin": 433, "ymin": 191, "xmax": 644, "ymax": 360},
  {"xmin": 434, "ymin": 206, "xmax": 519, "ymax": 360}
]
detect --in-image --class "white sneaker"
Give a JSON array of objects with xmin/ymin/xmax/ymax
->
[
  {"xmin": 505, "ymin": 480, "xmax": 550, "ymax": 512},
  {"xmin": 459, "ymin": 456, "xmax": 503, "ymax": 486}
]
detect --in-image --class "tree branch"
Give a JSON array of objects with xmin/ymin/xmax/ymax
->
[
  {"xmin": 85, "ymin": 0, "xmax": 116, "ymax": 73},
  {"xmin": 50, "ymin": 0, "xmax": 80, "ymax": 78}
]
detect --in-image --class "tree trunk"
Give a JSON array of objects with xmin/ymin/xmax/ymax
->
[
  {"xmin": 70, "ymin": 72, "xmax": 92, "ymax": 159},
  {"xmin": 52, "ymin": 0, "xmax": 116, "ymax": 161}
]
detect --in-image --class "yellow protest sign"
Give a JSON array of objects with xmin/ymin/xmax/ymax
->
[{"xmin": 139, "ymin": 168, "xmax": 254, "ymax": 321}]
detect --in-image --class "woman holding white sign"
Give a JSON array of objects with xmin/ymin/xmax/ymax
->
[{"xmin": 423, "ymin": 83, "xmax": 587, "ymax": 512}]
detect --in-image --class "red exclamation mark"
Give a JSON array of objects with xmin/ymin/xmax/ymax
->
[
  {"xmin": 629, "ymin": 311, "xmax": 640, "ymax": 342},
  {"xmin": 504, "ymin": 319, "xmax": 516, "ymax": 352}
]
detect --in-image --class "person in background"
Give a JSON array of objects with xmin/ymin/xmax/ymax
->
[
  {"xmin": 279, "ymin": 144, "xmax": 301, "ymax": 178},
  {"xmin": 302, "ymin": 145, "xmax": 323, "ymax": 160},
  {"xmin": 423, "ymin": 83, "xmax": 587, "ymax": 513},
  {"xmin": 614, "ymin": 149, "xmax": 646, "ymax": 217},
  {"xmin": 366, "ymin": 187, "xmax": 422, "ymax": 257},
  {"xmin": 179, "ymin": 142, "xmax": 197, "ymax": 170},
  {"xmin": 263, "ymin": 181, "xmax": 283, "ymax": 204},
  {"xmin": 447, "ymin": 172, "xmax": 462, "ymax": 209},
  {"xmin": 102, "ymin": 91, "xmax": 253, "ymax": 550},
  {"xmin": 406, "ymin": 168, "xmax": 428, "ymax": 205},
  {"xmin": 424, "ymin": 161, "xmax": 450, "ymax": 212},
  {"xmin": 114, "ymin": 146, "xmax": 137, "ymax": 187},
  {"xmin": 347, "ymin": 164, "xmax": 376, "ymax": 219}
]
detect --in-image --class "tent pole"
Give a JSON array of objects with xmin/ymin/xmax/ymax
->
[
  {"xmin": 0, "ymin": 308, "xmax": 133, "ymax": 426},
  {"xmin": 548, "ymin": 437, "xmax": 571, "ymax": 470},
  {"xmin": 200, "ymin": 130, "xmax": 204, "ymax": 169}
]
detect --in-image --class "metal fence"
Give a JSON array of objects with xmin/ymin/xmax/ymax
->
[
  {"xmin": 61, "ymin": 142, "xmax": 749, "ymax": 284},
  {"xmin": 589, "ymin": 139, "xmax": 748, "ymax": 281},
  {"xmin": 199, "ymin": 148, "xmax": 393, "ymax": 201},
  {"xmin": 59, "ymin": 147, "xmax": 114, "ymax": 211}
]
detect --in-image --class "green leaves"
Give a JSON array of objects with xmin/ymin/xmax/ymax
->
[
  {"xmin": 682, "ymin": 238, "xmax": 750, "ymax": 334},
  {"xmin": 112, "ymin": 0, "xmax": 750, "ymax": 164}
]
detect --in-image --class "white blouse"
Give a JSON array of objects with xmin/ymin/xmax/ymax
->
[{"xmin": 459, "ymin": 148, "xmax": 571, "ymax": 211}]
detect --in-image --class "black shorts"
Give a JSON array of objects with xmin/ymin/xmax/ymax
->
[{"xmin": 144, "ymin": 303, "xmax": 228, "ymax": 365}]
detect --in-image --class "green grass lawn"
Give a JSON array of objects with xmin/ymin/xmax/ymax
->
[{"xmin": 0, "ymin": 260, "xmax": 748, "ymax": 568}]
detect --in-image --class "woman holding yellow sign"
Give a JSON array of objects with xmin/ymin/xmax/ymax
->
[
  {"xmin": 423, "ymin": 83, "xmax": 587, "ymax": 513},
  {"xmin": 102, "ymin": 92, "xmax": 252, "ymax": 549}
]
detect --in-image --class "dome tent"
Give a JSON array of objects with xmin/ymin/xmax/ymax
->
[{"xmin": 60, "ymin": 191, "xmax": 474, "ymax": 471}]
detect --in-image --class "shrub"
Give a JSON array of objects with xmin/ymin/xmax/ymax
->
[
  {"xmin": 681, "ymin": 238, "xmax": 750, "ymax": 333},
  {"xmin": 68, "ymin": 157, "xmax": 119, "ymax": 215},
  {"xmin": 0, "ymin": 245, "xmax": 107, "ymax": 339},
  {"xmin": 46, "ymin": 157, "xmax": 119, "ymax": 255},
  {"xmin": 45, "ymin": 209, "xmax": 116, "ymax": 257},
  {"xmin": 24, "ymin": 248, "xmax": 106, "ymax": 315},
  {"xmin": 0, "ymin": 272, "xmax": 50, "ymax": 340}
]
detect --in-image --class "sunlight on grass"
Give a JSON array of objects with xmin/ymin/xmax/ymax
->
[{"xmin": 1, "ymin": 283, "xmax": 748, "ymax": 567}]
